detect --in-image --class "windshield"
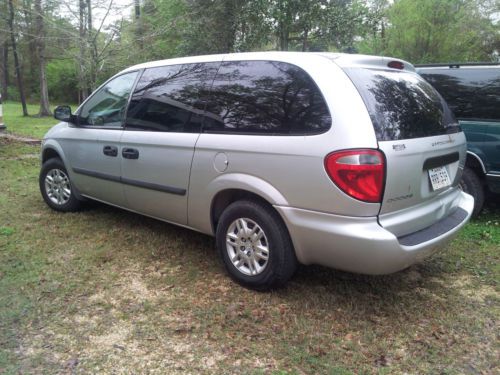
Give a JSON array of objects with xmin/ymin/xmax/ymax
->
[{"xmin": 344, "ymin": 68, "xmax": 459, "ymax": 141}]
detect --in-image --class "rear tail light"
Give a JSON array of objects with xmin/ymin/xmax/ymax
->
[{"xmin": 324, "ymin": 149, "xmax": 385, "ymax": 203}]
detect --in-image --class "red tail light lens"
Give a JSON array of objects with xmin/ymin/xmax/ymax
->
[
  {"xmin": 388, "ymin": 60, "xmax": 404, "ymax": 70},
  {"xmin": 324, "ymin": 149, "xmax": 385, "ymax": 203}
]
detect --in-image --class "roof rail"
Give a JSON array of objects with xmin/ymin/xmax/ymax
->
[{"xmin": 415, "ymin": 62, "xmax": 499, "ymax": 68}]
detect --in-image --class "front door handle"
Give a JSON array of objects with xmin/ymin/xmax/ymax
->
[
  {"xmin": 103, "ymin": 145, "xmax": 118, "ymax": 157},
  {"xmin": 122, "ymin": 148, "xmax": 139, "ymax": 159}
]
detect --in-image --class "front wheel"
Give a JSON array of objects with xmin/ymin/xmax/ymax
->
[
  {"xmin": 216, "ymin": 200, "xmax": 297, "ymax": 290},
  {"xmin": 39, "ymin": 158, "xmax": 82, "ymax": 212}
]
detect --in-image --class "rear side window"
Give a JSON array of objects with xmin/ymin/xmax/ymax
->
[
  {"xmin": 419, "ymin": 68, "xmax": 500, "ymax": 120},
  {"xmin": 125, "ymin": 62, "xmax": 220, "ymax": 132},
  {"xmin": 203, "ymin": 61, "xmax": 331, "ymax": 135},
  {"xmin": 345, "ymin": 68, "xmax": 459, "ymax": 141}
]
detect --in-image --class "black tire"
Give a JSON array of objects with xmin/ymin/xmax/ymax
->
[
  {"xmin": 460, "ymin": 167, "xmax": 484, "ymax": 218},
  {"xmin": 39, "ymin": 158, "xmax": 82, "ymax": 212},
  {"xmin": 216, "ymin": 200, "xmax": 298, "ymax": 290}
]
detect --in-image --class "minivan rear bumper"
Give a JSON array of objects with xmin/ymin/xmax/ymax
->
[{"xmin": 275, "ymin": 191, "xmax": 474, "ymax": 275}]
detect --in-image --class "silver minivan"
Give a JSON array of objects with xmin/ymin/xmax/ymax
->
[{"xmin": 40, "ymin": 52, "xmax": 474, "ymax": 289}]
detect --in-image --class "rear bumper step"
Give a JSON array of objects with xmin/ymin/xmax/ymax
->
[{"xmin": 398, "ymin": 207, "xmax": 468, "ymax": 246}]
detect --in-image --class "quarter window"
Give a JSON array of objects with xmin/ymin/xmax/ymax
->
[
  {"xmin": 78, "ymin": 72, "xmax": 139, "ymax": 127},
  {"xmin": 203, "ymin": 61, "xmax": 331, "ymax": 134},
  {"xmin": 125, "ymin": 63, "xmax": 220, "ymax": 132}
]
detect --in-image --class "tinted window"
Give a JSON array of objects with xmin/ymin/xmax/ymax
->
[
  {"xmin": 126, "ymin": 62, "xmax": 220, "ymax": 132},
  {"xmin": 78, "ymin": 72, "xmax": 139, "ymax": 127},
  {"xmin": 419, "ymin": 68, "xmax": 500, "ymax": 120},
  {"xmin": 345, "ymin": 68, "xmax": 459, "ymax": 141},
  {"xmin": 203, "ymin": 61, "xmax": 331, "ymax": 134}
]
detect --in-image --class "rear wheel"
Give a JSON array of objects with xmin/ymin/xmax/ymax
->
[
  {"xmin": 216, "ymin": 200, "xmax": 297, "ymax": 290},
  {"xmin": 39, "ymin": 158, "xmax": 82, "ymax": 212},
  {"xmin": 460, "ymin": 167, "xmax": 484, "ymax": 218}
]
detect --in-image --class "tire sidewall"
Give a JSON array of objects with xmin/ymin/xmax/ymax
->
[
  {"xmin": 39, "ymin": 158, "xmax": 80, "ymax": 212},
  {"xmin": 216, "ymin": 201, "xmax": 288, "ymax": 288},
  {"xmin": 460, "ymin": 167, "xmax": 484, "ymax": 217}
]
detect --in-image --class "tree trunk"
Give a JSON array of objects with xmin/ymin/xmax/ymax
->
[
  {"xmin": 22, "ymin": 0, "xmax": 38, "ymax": 97},
  {"xmin": 381, "ymin": 21, "xmax": 386, "ymax": 51},
  {"xmin": 280, "ymin": 28, "xmax": 289, "ymax": 51},
  {"xmin": 86, "ymin": 0, "xmax": 97, "ymax": 92},
  {"xmin": 277, "ymin": 1, "xmax": 290, "ymax": 51},
  {"xmin": 0, "ymin": 42, "xmax": 8, "ymax": 100},
  {"xmin": 302, "ymin": 28, "xmax": 309, "ymax": 51},
  {"xmin": 135, "ymin": 0, "xmax": 143, "ymax": 50},
  {"xmin": 8, "ymin": 0, "xmax": 28, "ymax": 116},
  {"xmin": 78, "ymin": 0, "xmax": 87, "ymax": 102},
  {"xmin": 35, "ymin": 0, "xmax": 51, "ymax": 116}
]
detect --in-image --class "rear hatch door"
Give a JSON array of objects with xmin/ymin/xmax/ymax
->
[{"xmin": 342, "ymin": 65, "xmax": 466, "ymax": 237}]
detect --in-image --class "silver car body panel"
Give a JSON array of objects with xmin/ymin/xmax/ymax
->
[
  {"xmin": 189, "ymin": 53, "xmax": 381, "ymax": 233},
  {"xmin": 377, "ymin": 132, "xmax": 467, "ymax": 237},
  {"xmin": 120, "ymin": 131, "xmax": 199, "ymax": 225},
  {"xmin": 276, "ymin": 191, "xmax": 473, "ymax": 274},
  {"xmin": 188, "ymin": 133, "xmax": 380, "ymax": 234},
  {"xmin": 44, "ymin": 124, "xmax": 125, "ymax": 206},
  {"xmin": 41, "ymin": 51, "xmax": 474, "ymax": 275}
]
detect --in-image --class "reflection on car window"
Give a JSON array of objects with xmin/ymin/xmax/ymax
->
[
  {"xmin": 345, "ymin": 68, "xmax": 458, "ymax": 141},
  {"xmin": 126, "ymin": 62, "xmax": 220, "ymax": 132},
  {"xmin": 79, "ymin": 72, "xmax": 139, "ymax": 127},
  {"xmin": 420, "ymin": 69, "xmax": 500, "ymax": 120},
  {"xmin": 203, "ymin": 61, "xmax": 331, "ymax": 134}
]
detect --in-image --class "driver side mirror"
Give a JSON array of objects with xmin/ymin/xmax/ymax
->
[{"xmin": 54, "ymin": 105, "xmax": 74, "ymax": 123}]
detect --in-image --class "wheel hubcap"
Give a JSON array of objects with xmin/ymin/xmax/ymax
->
[
  {"xmin": 44, "ymin": 169, "xmax": 71, "ymax": 205},
  {"xmin": 226, "ymin": 218, "xmax": 269, "ymax": 276}
]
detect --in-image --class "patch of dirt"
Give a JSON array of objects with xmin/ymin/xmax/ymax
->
[
  {"xmin": 88, "ymin": 322, "xmax": 132, "ymax": 348},
  {"xmin": 17, "ymin": 266, "xmax": 241, "ymax": 373},
  {"xmin": 0, "ymin": 132, "xmax": 40, "ymax": 144},
  {"xmin": 452, "ymin": 274, "xmax": 498, "ymax": 303},
  {"xmin": 3, "ymin": 153, "xmax": 39, "ymax": 161}
]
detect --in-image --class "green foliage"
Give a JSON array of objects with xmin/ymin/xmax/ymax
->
[
  {"xmin": 358, "ymin": 0, "xmax": 500, "ymax": 63},
  {"xmin": 46, "ymin": 59, "xmax": 79, "ymax": 103},
  {"xmin": 86, "ymin": 0, "xmax": 373, "ymax": 66},
  {"xmin": 2, "ymin": 101, "xmax": 59, "ymax": 138},
  {"xmin": 141, "ymin": 0, "xmax": 190, "ymax": 58},
  {"xmin": 0, "ymin": 227, "xmax": 15, "ymax": 236},
  {"xmin": 1, "ymin": 0, "xmax": 498, "ymax": 105}
]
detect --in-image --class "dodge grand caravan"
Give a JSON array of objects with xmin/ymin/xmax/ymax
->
[{"xmin": 40, "ymin": 52, "xmax": 474, "ymax": 289}]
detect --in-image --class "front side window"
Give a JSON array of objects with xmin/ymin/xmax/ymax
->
[
  {"xmin": 125, "ymin": 62, "xmax": 220, "ymax": 132},
  {"xmin": 203, "ymin": 61, "xmax": 331, "ymax": 135},
  {"xmin": 78, "ymin": 71, "xmax": 139, "ymax": 127}
]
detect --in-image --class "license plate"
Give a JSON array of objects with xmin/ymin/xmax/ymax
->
[{"xmin": 428, "ymin": 166, "xmax": 451, "ymax": 191}]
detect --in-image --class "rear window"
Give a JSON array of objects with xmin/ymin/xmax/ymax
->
[
  {"xmin": 419, "ymin": 68, "xmax": 500, "ymax": 121},
  {"xmin": 344, "ymin": 68, "xmax": 459, "ymax": 141}
]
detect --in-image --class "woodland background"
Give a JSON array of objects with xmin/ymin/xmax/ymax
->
[{"xmin": 0, "ymin": 0, "xmax": 499, "ymax": 116}]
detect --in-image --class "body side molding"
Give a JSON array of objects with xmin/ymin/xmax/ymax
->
[{"xmin": 73, "ymin": 167, "xmax": 186, "ymax": 196}]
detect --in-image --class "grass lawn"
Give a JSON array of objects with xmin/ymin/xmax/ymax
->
[
  {"xmin": 2, "ymin": 101, "xmax": 63, "ymax": 139},
  {"xmin": 0, "ymin": 110, "xmax": 499, "ymax": 373}
]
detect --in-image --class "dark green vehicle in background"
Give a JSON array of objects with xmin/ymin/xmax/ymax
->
[{"xmin": 417, "ymin": 63, "xmax": 500, "ymax": 216}]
